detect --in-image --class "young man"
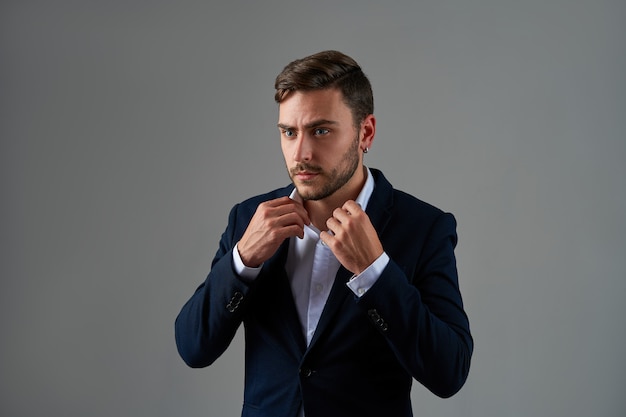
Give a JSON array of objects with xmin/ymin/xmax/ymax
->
[{"xmin": 175, "ymin": 50, "xmax": 473, "ymax": 417}]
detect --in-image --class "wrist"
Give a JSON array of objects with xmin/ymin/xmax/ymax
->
[{"xmin": 233, "ymin": 243, "xmax": 263, "ymax": 280}]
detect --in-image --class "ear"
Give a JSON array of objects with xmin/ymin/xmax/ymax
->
[{"xmin": 360, "ymin": 114, "xmax": 376, "ymax": 152}]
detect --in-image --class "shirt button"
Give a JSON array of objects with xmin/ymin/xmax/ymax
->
[
  {"xmin": 314, "ymin": 284, "xmax": 323, "ymax": 293},
  {"xmin": 357, "ymin": 288, "xmax": 366, "ymax": 296}
]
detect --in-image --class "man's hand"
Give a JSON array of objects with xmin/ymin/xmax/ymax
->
[
  {"xmin": 237, "ymin": 197, "xmax": 310, "ymax": 268},
  {"xmin": 320, "ymin": 200, "xmax": 384, "ymax": 275}
]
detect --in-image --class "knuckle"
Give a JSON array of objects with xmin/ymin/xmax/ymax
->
[
  {"xmin": 268, "ymin": 218, "xmax": 279, "ymax": 230},
  {"xmin": 267, "ymin": 229, "xmax": 281, "ymax": 242},
  {"xmin": 257, "ymin": 203, "xmax": 270, "ymax": 216}
]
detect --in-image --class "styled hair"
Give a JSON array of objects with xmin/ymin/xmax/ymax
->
[{"xmin": 274, "ymin": 50, "xmax": 374, "ymax": 127}]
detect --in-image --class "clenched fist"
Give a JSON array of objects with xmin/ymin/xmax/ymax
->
[{"xmin": 237, "ymin": 197, "xmax": 311, "ymax": 268}]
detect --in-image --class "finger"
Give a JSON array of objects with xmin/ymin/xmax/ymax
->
[
  {"xmin": 326, "ymin": 217, "xmax": 344, "ymax": 238},
  {"xmin": 255, "ymin": 205, "xmax": 295, "ymax": 230},
  {"xmin": 280, "ymin": 205, "xmax": 310, "ymax": 228},
  {"xmin": 343, "ymin": 200, "xmax": 363, "ymax": 215},
  {"xmin": 331, "ymin": 207, "xmax": 352, "ymax": 224},
  {"xmin": 319, "ymin": 230, "xmax": 335, "ymax": 246},
  {"xmin": 263, "ymin": 196, "xmax": 295, "ymax": 207},
  {"xmin": 289, "ymin": 199, "xmax": 311, "ymax": 225},
  {"xmin": 275, "ymin": 197, "xmax": 311, "ymax": 225},
  {"xmin": 264, "ymin": 199, "xmax": 310, "ymax": 225},
  {"xmin": 282, "ymin": 223, "xmax": 306, "ymax": 239}
]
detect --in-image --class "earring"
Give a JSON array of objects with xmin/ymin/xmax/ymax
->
[{"xmin": 363, "ymin": 148, "xmax": 369, "ymax": 154}]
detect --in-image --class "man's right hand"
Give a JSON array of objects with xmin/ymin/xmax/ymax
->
[{"xmin": 237, "ymin": 197, "xmax": 310, "ymax": 268}]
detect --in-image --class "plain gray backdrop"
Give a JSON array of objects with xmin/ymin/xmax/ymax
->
[{"xmin": 2, "ymin": 1, "xmax": 625, "ymax": 416}]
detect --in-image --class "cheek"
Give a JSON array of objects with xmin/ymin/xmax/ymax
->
[
  {"xmin": 280, "ymin": 140, "xmax": 290, "ymax": 157},
  {"xmin": 280, "ymin": 141, "xmax": 294, "ymax": 164}
]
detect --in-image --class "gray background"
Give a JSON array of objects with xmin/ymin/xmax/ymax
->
[{"xmin": 2, "ymin": 1, "xmax": 625, "ymax": 416}]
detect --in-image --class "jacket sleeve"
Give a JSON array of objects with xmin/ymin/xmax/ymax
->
[
  {"xmin": 356, "ymin": 212, "xmax": 473, "ymax": 398},
  {"xmin": 174, "ymin": 203, "xmax": 252, "ymax": 368}
]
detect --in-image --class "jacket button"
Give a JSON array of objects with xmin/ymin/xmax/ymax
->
[
  {"xmin": 299, "ymin": 368, "xmax": 313, "ymax": 378},
  {"xmin": 226, "ymin": 291, "xmax": 244, "ymax": 313},
  {"xmin": 368, "ymin": 309, "xmax": 388, "ymax": 332}
]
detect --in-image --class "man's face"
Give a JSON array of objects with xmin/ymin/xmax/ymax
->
[{"xmin": 278, "ymin": 88, "xmax": 362, "ymax": 201}]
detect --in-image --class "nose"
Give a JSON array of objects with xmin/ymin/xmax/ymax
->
[{"xmin": 293, "ymin": 134, "xmax": 313, "ymax": 162}]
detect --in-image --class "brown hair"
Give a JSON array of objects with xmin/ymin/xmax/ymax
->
[{"xmin": 274, "ymin": 50, "xmax": 374, "ymax": 127}]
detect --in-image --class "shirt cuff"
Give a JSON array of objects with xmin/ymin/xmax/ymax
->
[
  {"xmin": 232, "ymin": 242, "xmax": 263, "ymax": 281},
  {"xmin": 346, "ymin": 252, "xmax": 390, "ymax": 297}
]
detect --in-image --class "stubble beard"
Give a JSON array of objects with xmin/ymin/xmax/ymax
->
[{"xmin": 289, "ymin": 135, "xmax": 360, "ymax": 201}]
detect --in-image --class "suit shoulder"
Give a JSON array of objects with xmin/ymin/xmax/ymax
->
[
  {"xmin": 392, "ymin": 188, "xmax": 447, "ymax": 218},
  {"xmin": 387, "ymin": 189, "xmax": 458, "ymax": 247}
]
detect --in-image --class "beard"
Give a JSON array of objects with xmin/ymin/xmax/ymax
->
[{"xmin": 288, "ymin": 134, "xmax": 360, "ymax": 201}]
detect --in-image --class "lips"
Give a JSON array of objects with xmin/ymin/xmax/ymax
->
[
  {"xmin": 295, "ymin": 171, "xmax": 319, "ymax": 181},
  {"xmin": 291, "ymin": 164, "xmax": 322, "ymax": 182}
]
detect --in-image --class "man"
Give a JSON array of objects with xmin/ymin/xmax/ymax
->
[{"xmin": 175, "ymin": 50, "xmax": 472, "ymax": 417}]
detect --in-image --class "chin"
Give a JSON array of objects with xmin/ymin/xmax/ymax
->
[
  {"xmin": 299, "ymin": 188, "xmax": 334, "ymax": 202},
  {"xmin": 291, "ymin": 184, "xmax": 317, "ymax": 201}
]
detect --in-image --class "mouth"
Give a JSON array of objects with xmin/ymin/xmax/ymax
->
[
  {"xmin": 294, "ymin": 171, "xmax": 319, "ymax": 181},
  {"xmin": 291, "ymin": 163, "xmax": 323, "ymax": 182}
]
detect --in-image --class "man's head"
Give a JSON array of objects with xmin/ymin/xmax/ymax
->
[
  {"xmin": 274, "ymin": 50, "xmax": 373, "ymax": 128},
  {"xmin": 276, "ymin": 51, "xmax": 376, "ymax": 205}
]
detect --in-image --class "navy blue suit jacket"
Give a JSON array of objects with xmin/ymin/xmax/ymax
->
[{"xmin": 175, "ymin": 169, "xmax": 472, "ymax": 417}]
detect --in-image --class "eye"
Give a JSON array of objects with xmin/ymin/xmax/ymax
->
[
  {"xmin": 281, "ymin": 129, "xmax": 295, "ymax": 138},
  {"xmin": 313, "ymin": 128, "xmax": 330, "ymax": 136}
]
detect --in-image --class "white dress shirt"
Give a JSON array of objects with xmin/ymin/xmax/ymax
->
[{"xmin": 233, "ymin": 167, "xmax": 390, "ymax": 346}]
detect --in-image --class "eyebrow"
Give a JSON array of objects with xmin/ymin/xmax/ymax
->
[{"xmin": 277, "ymin": 119, "xmax": 339, "ymax": 130}]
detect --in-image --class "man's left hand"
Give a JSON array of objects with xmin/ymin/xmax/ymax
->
[{"xmin": 320, "ymin": 200, "xmax": 384, "ymax": 275}]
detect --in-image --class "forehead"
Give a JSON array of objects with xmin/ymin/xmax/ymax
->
[{"xmin": 278, "ymin": 88, "xmax": 352, "ymax": 126}]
